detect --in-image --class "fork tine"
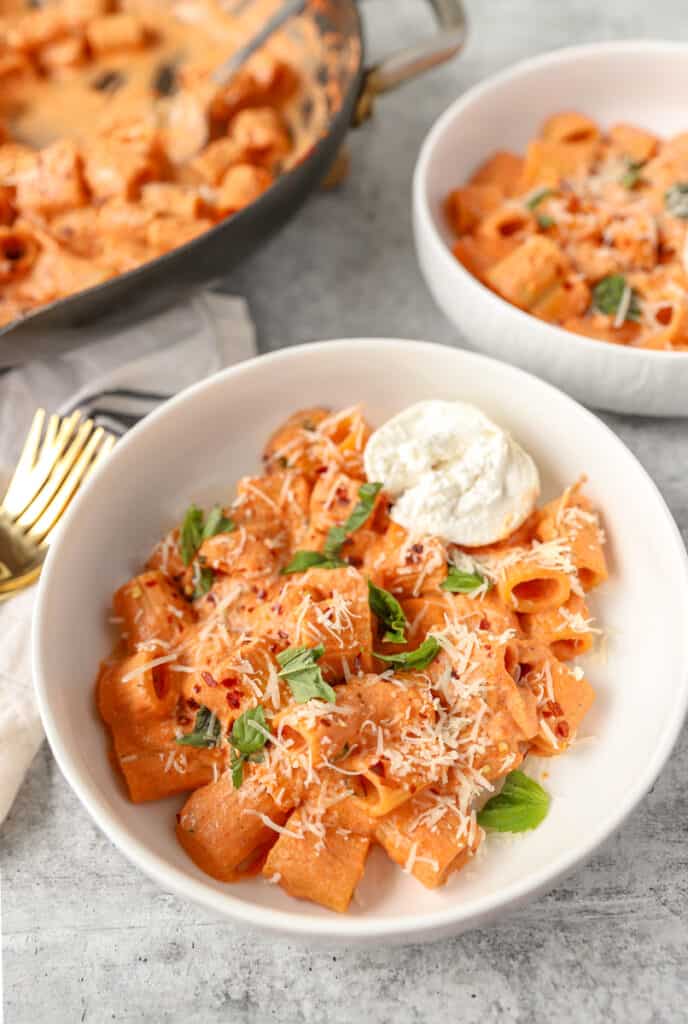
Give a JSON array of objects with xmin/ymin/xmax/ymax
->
[
  {"xmin": 84, "ymin": 432, "xmax": 116, "ymax": 482},
  {"xmin": 17, "ymin": 418, "xmax": 95, "ymax": 530},
  {"xmin": 28, "ymin": 427, "xmax": 109, "ymax": 542},
  {"xmin": 2, "ymin": 409, "xmax": 83, "ymax": 518},
  {"xmin": 2, "ymin": 409, "xmax": 45, "ymax": 510}
]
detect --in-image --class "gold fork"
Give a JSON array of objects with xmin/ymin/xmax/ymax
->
[{"xmin": 0, "ymin": 409, "xmax": 116, "ymax": 599}]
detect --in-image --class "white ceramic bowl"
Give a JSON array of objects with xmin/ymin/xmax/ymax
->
[
  {"xmin": 413, "ymin": 41, "xmax": 688, "ymax": 417},
  {"xmin": 33, "ymin": 339, "xmax": 688, "ymax": 945}
]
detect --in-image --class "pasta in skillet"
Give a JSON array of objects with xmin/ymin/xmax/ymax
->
[
  {"xmin": 96, "ymin": 405, "xmax": 606, "ymax": 913},
  {"xmin": 0, "ymin": 0, "xmax": 340, "ymax": 325},
  {"xmin": 445, "ymin": 113, "xmax": 688, "ymax": 350}
]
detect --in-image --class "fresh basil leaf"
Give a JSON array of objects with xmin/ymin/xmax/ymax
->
[
  {"xmin": 231, "ymin": 755, "xmax": 244, "ymax": 789},
  {"xmin": 231, "ymin": 705, "xmax": 268, "ymax": 755},
  {"xmin": 191, "ymin": 564, "xmax": 214, "ymax": 600},
  {"xmin": 281, "ymin": 550, "xmax": 346, "ymax": 575},
  {"xmin": 619, "ymin": 158, "xmax": 645, "ymax": 189},
  {"xmin": 282, "ymin": 482, "xmax": 383, "ymax": 572},
  {"xmin": 665, "ymin": 181, "xmax": 688, "ymax": 218},
  {"xmin": 536, "ymin": 213, "xmax": 555, "ymax": 230},
  {"xmin": 477, "ymin": 770, "xmax": 550, "ymax": 832},
  {"xmin": 228, "ymin": 708, "xmax": 270, "ymax": 789},
  {"xmin": 375, "ymin": 636, "xmax": 441, "ymax": 671},
  {"xmin": 177, "ymin": 705, "xmax": 222, "ymax": 748},
  {"xmin": 277, "ymin": 643, "xmax": 325, "ymax": 672},
  {"xmin": 202, "ymin": 504, "xmax": 235, "ymax": 540},
  {"xmin": 322, "ymin": 481, "xmax": 383, "ymax": 560},
  {"xmin": 525, "ymin": 187, "xmax": 554, "ymax": 209},
  {"xmin": 180, "ymin": 504, "xmax": 204, "ymax": 565},
  {"xmin": 368, "ymin": 580, "xmax": 407, "ymax": 644},
  {"xmin": 181, "ymin": 503, "xmax": 234, "ymax": 565},
  {"xmin": 441, "ymin": 566, "xmax": 490, "ymax": 594},
  {"xmin": 277, "ymin": 644, "xmax": 336, "ymax": 703},
  {"xmin": 592, "ymin": 274, "xmax": 641, "ymax": 321}
]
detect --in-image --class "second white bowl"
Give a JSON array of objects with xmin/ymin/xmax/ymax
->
[{"xmin": 413, "ymin": 41, "xmax": 688, "ymax": 416}]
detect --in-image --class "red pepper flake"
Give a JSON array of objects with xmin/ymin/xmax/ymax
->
[
  {"xmin": 145, "ymin": 579, "xmax": 158, "ymax": 588},
  {"xmin": 193, "ymin": 684, "xmax": 201, "ymax": 694},
  {"xmin": 256, "ymin": 588, "xmax": 266, "ymax": 600},
  {"xmin": 226, "ymin": 691, "xmax": 241, "ymax": 708},
  {"xmin": 277, "ymin": 629, "xmax": 289, "ymax": 640},
  {"xmin": 555, "ymin": 720, "xmax": 570, "ymax": 739},
  {"xmin": 542, "ymin": 700, "xmax": 564, "ymax": 719},
  {"xmin": 201, "ymin": 671, "xmax": 218, "ymax": 688},
  {"xmin": 186, "ymin": 698, "xmax": 199, "ymax": 711},
  {"xmin": 335, "ymin": 486, "xmax": 349, "ymax": 504},
  {"xmin": 220, "ymin": 676, "xmax": 239, "ymax": 689},
  {"xmin": 175, "ymin": 812, "xmax": 181, "ymax": 824}
]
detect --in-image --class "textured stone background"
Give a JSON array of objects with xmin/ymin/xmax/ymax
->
[{"xmin": 3, "ymin": 1, "xmax": 688, "ymax": 1021}]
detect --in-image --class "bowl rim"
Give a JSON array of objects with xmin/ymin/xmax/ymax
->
[
  {"xmin": 413, "ymin": 38, "xmax": 688, "ymax": 364},
  {"xmin": 32, "ymin": 337, "xmax": 688, "ymax": 941}
]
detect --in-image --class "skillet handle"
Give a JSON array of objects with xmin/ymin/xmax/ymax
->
[{"xmin": 354, "ymin": 0, "xmax": 468, "ymax": 124}]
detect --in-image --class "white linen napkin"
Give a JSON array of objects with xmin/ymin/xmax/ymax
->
[{"xmin": 0, "ymin": 291, "xmax": 256, "ymax": 825}]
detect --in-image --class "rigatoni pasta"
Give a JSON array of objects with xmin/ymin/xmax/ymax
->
[
  {"xmin": 96, "ymin": 405, "xmax": 607, "ymax": 913},
  {"xmin": 446, "ymin": 114, "xmax": 688, "ymax": 350}
]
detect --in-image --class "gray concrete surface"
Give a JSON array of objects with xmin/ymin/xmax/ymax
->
[{"xmin": 3, "ymin": 1, "xmax": 688, "ymax": 1020}]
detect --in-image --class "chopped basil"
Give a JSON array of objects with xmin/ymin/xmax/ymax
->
[
  {"xmin": 176, "ymin": 706, "xmax": 222, "ymax": 748},
  {"xmin": 180, "ymin": 502, "xmax": 235, "ymax": 565},
  {"xmin": 231, "ymin": 757, "xmax": 245, "ymax": 789},
  {"xmin": 665, "ymin": 182, "xmax": 688, "ymax": 218},
  {"xmin": 619, "ymin": 158, "xmax": 645, "ymax": 190},
  {"xmin": 229, "ymin": 705, "xmax": 270, "ymax": 789},
  {"xmin": 525, "ymin": 187, "xmax": 554, "ymax": 210},
  {"xmin": 322, "ymin": 481, "xmax": 383, "ymax": 559},
  {"xmin": 202, "ymin": 504, "xmax": 235, "ymax": 540},
  {"xmin": 281, "ymin": 482, "xmax": 382, "ymax": 574},
  {"xmin": 232, "ymin": 705, "xmax": 268, "ymax": 755},
  {"xmin": 536, "ymin": 214, "xmax": 555, "ymax": 230},
  {"xmin": 375, "ymin": 636, "xmax": 440, "ymax": 671},
  {"xmin": 592, "ymin": 274, "xmax": 641, "ymax": 321},
  {"xmin": 281, "ymin": 550, "xmax": 346, "ymax": 574},
  {"xmin": 477, "ymin": 770, "xmax": 550, "ymax": 832},
  {"xmin": 191, "ymin": 564, "xmax": 214, "ymax": 600},
  {"xmin": 180, "ymin": 504, "xmax": 204, "ymax": 566},
  {"xmin": 277, "ymin": 644, "xmax": 336, "ymax": 703},
  {"xmin": 441, "ymin": 565, "xmax": 489, "ymax": 594},
  {"xmin": 368, "ymin": 580, "xmax": 407, "ymax": 644}
]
